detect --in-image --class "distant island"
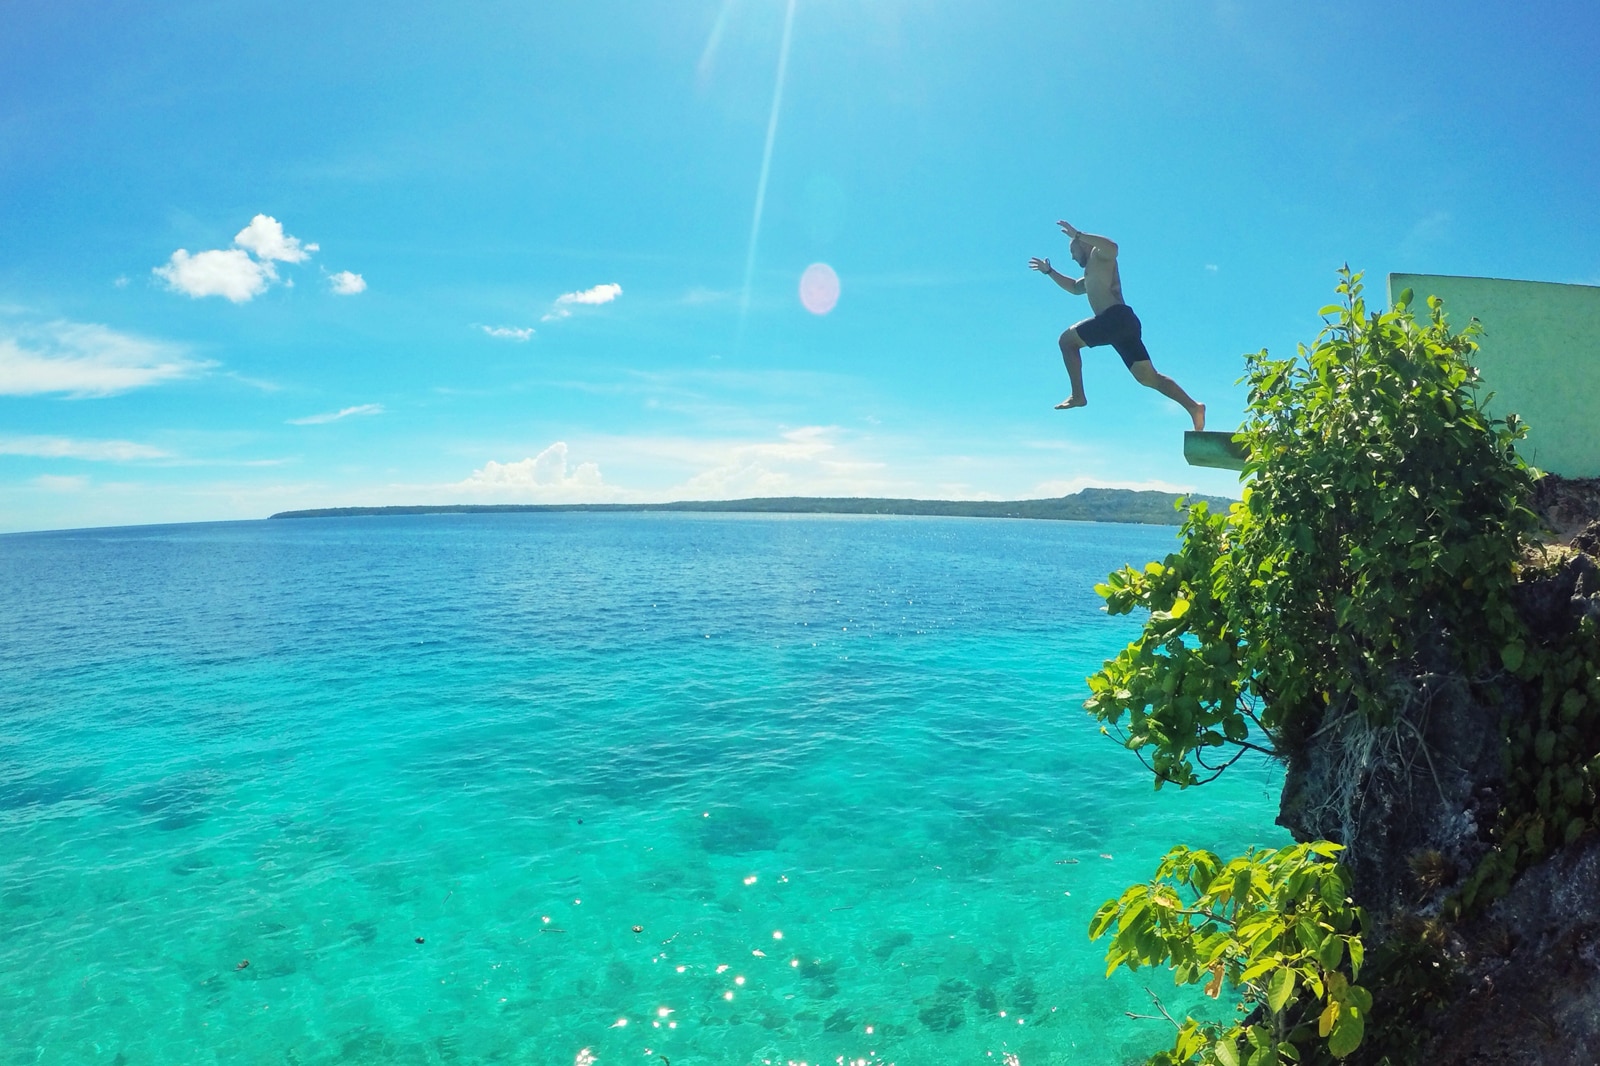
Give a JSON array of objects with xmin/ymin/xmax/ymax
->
[{"xmin": 268, "ymin": 487, "xmax": 1236, "ymax": 526}]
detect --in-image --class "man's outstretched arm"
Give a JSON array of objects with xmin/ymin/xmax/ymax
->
[
  {"xmin": 1029, "ymin": 256, "xmax": 1085, "ymax": 294},
  {"xmin": 1058, "ymin": 221, "xmax": 1117, "ymax": 258}
]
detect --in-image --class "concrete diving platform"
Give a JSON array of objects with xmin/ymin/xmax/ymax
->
[{"xmin": 1184, "ymin": 431, "xmax": 1249, "ymax": 471}]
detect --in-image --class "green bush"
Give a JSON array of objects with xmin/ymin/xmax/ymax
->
[
  {"xmin": 1085, "ymin": 268, "xmax": 1539, "ymax": 785},
  {"xmin": 1079, "ymin": 269, "xmax": 1597, "ymax": 1066}
]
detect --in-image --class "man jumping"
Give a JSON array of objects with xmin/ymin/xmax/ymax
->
[{"xmin": 1029, "ymin": 221, "xmax": 1205, "ymax": 431}]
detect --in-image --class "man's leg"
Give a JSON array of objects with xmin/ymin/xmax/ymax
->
[
  {"xmin": 1056, "ymin": 328, "xmax": 1088, "ymax": 410},
  {"xmin": 1129, "ymin": 360, "xmax": 1206, "ymax": 431}
]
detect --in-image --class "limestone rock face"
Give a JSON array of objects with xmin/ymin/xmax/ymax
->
[
  {"xmin": 1426, "ymin": 836, "xmax": 1600, "ymax": 1065},
  {"xmin": 1274, "ymin": 476, "xmax": 1600, "ymax": 1065},
  {"xmin": 1532, "ymin": 474, "xmax": 1600, "ymax": 541}
]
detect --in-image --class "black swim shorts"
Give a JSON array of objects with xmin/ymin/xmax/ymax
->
[{"xmin": 1070, "ymin": 304, "xmax": 1151, "ymax": 368}]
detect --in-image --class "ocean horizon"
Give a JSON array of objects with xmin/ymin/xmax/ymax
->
[{"xmin": 1, "ymin": 512, "xmax": 1286, "ymax": 1065}]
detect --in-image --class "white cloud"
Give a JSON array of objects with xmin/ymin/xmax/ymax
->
[
  {"xmin": 0, "ymin": 435, "xmax": 171, "ymax": 461},
  {"xmin": 0, "ymin": 319, "xmax": 209, "ymax": 397},
  {"xmin": 556, "ymin": 283, "xmax": 622, "ymax": 307},
  {"xmin": 481, "ymin": 325, "xmax": 535, "ymax": 341},
  {"xmin": 154, "ymin": 248, "xmax": 276, "ymax": 303},
  {"xmin": 154, "ymin": 214, "xmax": 333, "ymax": 302},
  {"xmin": 454, "ymin": 427, "xmax": 894, "ymax": 505},
  {"xmin": 542, "ymin": 282, "xmax": 622, "ymax": 321},
  {"xmin": 287, "ymin": 403, "xmax": 385, "ymax": 425},
  {"xmin": 458, "ymin": 442, "xmax": 612, "ymax": 499},
  {"xmin": 329, "ymin": 270, "xmax": 366, "ymax": 295},
  {"xmin": 233, "ymin": 214, "xmax": 318, "ymax": 263},
  {"xmin": 668, "ymin": 426, "xmax": 889, "ymax": 499}
]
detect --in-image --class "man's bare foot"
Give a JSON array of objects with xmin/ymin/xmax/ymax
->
[
  {"xmin": 1055, "ymin": 396, "xmax": 1088, "ymax": 411},
  {"xmin": 1191, "ymin": 404, "xmax": 1206, "ymax": 432}
]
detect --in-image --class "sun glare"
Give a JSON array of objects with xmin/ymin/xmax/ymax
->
[{"xmin": 799, "ymin": 263, "xmax": 840, "ymax": 315}]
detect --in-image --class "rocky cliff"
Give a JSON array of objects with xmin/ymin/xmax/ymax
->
[{"xmin": 1276, "ymin": 475, "xmax": 1600, "ymax": 1064}]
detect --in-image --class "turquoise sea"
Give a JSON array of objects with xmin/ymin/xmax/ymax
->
[{"xmin": 0, "ymin": 513, "xmax": 1286, "ymax": 1065}]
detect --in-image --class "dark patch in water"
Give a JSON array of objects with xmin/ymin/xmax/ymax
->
[
  {"xmin": 0, "ymin": 765, "xmax": 100, "ymax": 812},
  {"xmin": 1010, "ymin": 974, "xmax": 1038, "ymax": 1016},
  {"xmin": 699, "ymin": 807, "xmax": 779, "ymax": 855},
  {"xmin": 918, "ymin": 993, "xmax": 965, "ymax": 1032},
  {"xmin": 799, "ymin": 957, "xmax": 836, "ymax": 979},
  {"xmin": 169, "ymin": 852, "xmax": 215, "ymax": 876},
  {"xmin": 347, "ymin": 920, "xmax": 378, "ymax": 945},
  {"xmin": 606, "ymin": 959, "xmax": 635, "ymax": 988},
  {"xmin": 235, "ymin": 956, "xmax": 297, "ymax": 980},
  {"xmin": 122, "ymin": 772, "xmax": 218, "ymax": 831},
  {"xmin": 975, "ymin": 985, "xmax": 998, "ymax": 1012},
  {"xmin": 872, "ymin": 930, "xmax": 913, "ymax": 959},
  {"xmin": 337, "ymin": 1030, "xmax": 431, "ymax": 1065},
  {"xmin": 823, "ymin": 1007, "xmax": 854, "ymax": 1032}
]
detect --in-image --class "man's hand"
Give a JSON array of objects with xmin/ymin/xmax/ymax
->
[
  {"xmin": 1057, "ymin": 220, "xmax": 1081, "ymax": 239},
  {"xmin": 1029, "ymin": 257, "xmax": 1052, "ymax": 274}
]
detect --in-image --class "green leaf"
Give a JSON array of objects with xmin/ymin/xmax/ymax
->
[
  {"xmin": 1317, "ymin": 932, "xmax": 1344, "ymax": 971},
  {"xmin": 1088, "ymin": 900, "xmax": 1119, "ymax": 940},
  {"xmin": 1327, "ymin": 1010, "xmax": 1365, "ymax": 1058},
  {"xmin": 1214, "ymin": 1038, "xmax": 1241, "ymax": 1066},
  {"xmin": 1268, "ymin": 966, "xmax": 1296, "ymax": 1013},
  {"xmin": 1501, "ymin": 641, "xmax": 1525, "ymax": 673},
  {"xmin": 1239, "ymin": 956, "xmax": 1278, "ymax": 983}
]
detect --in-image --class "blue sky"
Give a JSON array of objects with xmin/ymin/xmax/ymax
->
[{"xmin": 3, "ymin": 1, "xmax": 1597, "ymax": 533}]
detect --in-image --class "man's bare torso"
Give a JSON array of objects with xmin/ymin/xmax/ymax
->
[{"xmin": 1084, "ymin": 250, "xmax": 1124, "ymax": 316}]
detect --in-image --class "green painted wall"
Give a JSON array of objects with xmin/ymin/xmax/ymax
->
[{"xmin": 1388, "ymin": 273, "xmax": 1600, "ymax": 478}]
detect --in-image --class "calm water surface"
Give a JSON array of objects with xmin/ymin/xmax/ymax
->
[{"xmin": 0, "ymin": 513, "xmax": 1285, "ymax": 1065}]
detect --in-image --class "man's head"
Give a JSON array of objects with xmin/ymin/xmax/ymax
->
[{"xmin": 1069, "ymin": 237, "xmax": 1090, "ymax": 267}]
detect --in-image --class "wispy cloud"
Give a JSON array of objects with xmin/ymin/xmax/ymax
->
[
  {"xmin": 1029, "ymin": 475, "xmax": 1198, "ymax": 497},
  {"xmin": 0, "ymin": 435, "xmax": 172, "ymax": 461},
  {"xmin": 287, "ymin": 403, "xmax": 385, "ymax": 425},
  {"xmin": 456, "ymin": 427, "xmax": 894, "ymax": 504},
  {"xmin": 542, "ymin": 282, "xmax": 622, "ymax": 321},
  {"xmin": 33, "ymin": 474, "xmax": 90, "ymax": 493},
  {"xmin": 0, "ymin": 318, "xmax": 210, "ymax": 397},
  {"xmin": 481, "ymin": 325, "xmax": 535, "ymax": 341},
  {"xmin": 328, "ymin": 270, "xmax": 366, "ymax": 295},
  {"xmin": 155, "ymin": 214, "xmax": 347, "ymax": 303},
  {"xmin": 682, "ymin": 287, "xmax": 732, "ymax": 305},
  {"xmin": 1396, "ymin": 210, "xmax": 1454, "ymax": 265}
]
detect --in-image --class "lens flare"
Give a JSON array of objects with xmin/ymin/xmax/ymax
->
[{"xmin": 799, "ymin": 263, "xmax": 840, "ymax": 315}]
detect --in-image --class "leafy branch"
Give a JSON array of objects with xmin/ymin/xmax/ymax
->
[{"xmin": 1092, "ymin": 843, "xmax": 1370, "ymax": 1065}]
